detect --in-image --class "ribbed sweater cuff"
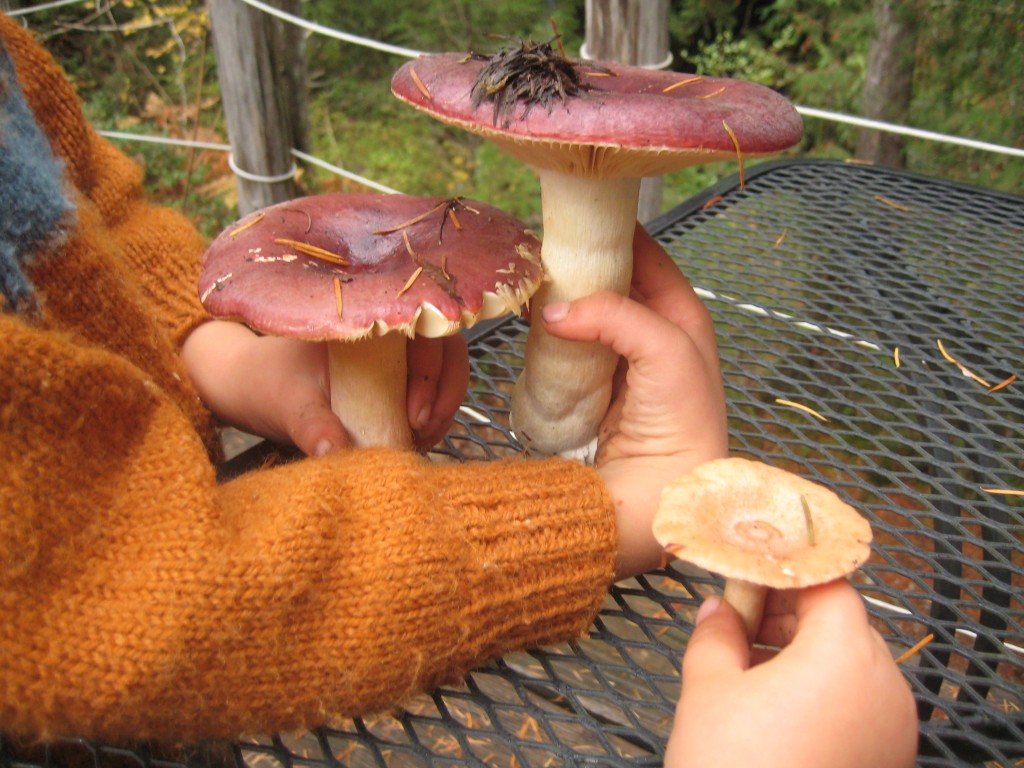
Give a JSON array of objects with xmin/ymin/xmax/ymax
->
[{"xmin": 431, "ymin": 456, "xmax": 618, "ymax": 665}]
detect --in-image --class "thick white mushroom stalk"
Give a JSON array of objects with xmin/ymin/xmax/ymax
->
[
  {"xmin": 327, "ymin": 285, "xmax": 541, "ymax": 451},
  {"xmin": 328, "ymin": 333, "xmax": 412, "ymax": 450},
  {"xmin": 512, "ymin": 170, "xmax": 642, "ymax": 460}
]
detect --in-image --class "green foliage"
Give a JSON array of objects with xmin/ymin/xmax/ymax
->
[
  {"xmin": 673, "ymin": 0, "xmax": 873, "ymax": 157},
  {"xmin": 300, "ymin": 0, "xmax": 578, "ymax": 221},
  {"xmin": 671, "ymin": 0, "xmax": 1023, "ymax": 190},
  {"xmin": 23, "ymin": 0, "xmax": 1024, "ymax": 234},
  {"xmin": 304, "ymin": 1, "xmax": 579, "ymax": 86},
  {"xmin": 907, "ymin": 0, "xmax": 1024, "ymax": 188},
  {"xmin": 34, "ymin": 0, "xmax": 207, "ymax": 117},
  {"xmin": 680, "ymin": 28, "xmax": 791, "ymax": 85},
  {"xmin": 22, "ymin": 0, "xmax": 228, "ymax": 232},
  {"xmin": 468, "ymin": 142, "xmax": 543, "ymax": 227},
  {"xmin": 118, "ymin": 138, "xmax": 232, "ymax": 238}
]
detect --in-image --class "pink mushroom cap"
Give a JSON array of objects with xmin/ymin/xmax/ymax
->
[
  {"xmin": 392, "ymin": 52, "xmax": 804, "ymax": 178},
  {"xmin": 198, "ymin": 193, "xmax": 543, "ymax": 340}
]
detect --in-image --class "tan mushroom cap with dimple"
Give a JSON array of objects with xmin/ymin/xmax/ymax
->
[{"xmin": 653, "ymin": 458, "xmax": 873, "ymax": 589}]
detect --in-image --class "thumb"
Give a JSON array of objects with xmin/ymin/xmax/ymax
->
[
  {"xmin": 681, "ymin": 597, "xmax": 752, "ymax": 681},
  {"xmin": 287, "ymin": 400, "xmax": 350, "ymax": 457},
  {"xmin": 543, "ymin": 291, "xmax": 679, "ymax": 366}
]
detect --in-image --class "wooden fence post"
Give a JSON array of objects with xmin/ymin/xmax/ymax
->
[
  {"xmin": 266, "ymin": 0, "xmax": 311, "ymax": 159},
  {"xmin": 584, "ymin": 0, "xmax": 671, "ymax": 223},
  {"xmin": 207, "ymin": 0, "xmax": 306, "ymax": 214},
  {"xmin": 856, "ymin": 0, "xmax": 915, "ymax": 168}
]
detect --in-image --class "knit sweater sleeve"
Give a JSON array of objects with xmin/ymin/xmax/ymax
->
[
  {"xmin": 82, "ymin": 134, "xmax": 213, "ymax": 347},
  {"xmin": 0, "ymin": 16, "xmax": 620, "ymax": 746},
  {"xmin": 0, "ymin": 321, "xmax": 618, "ymax": 743},
  {"xmin": 1, "ymin": 15, "xmax": 210, "ymax": 347}
]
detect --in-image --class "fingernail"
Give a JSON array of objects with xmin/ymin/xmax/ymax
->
[
  {"xmin": 313, "ymin": 438, "xmax": 335, "ymax": 457},
  {"xmin": 696, "ymin": 596, "xmax": 722, "ymax": 626},
  {"xmin": 542, "ymin": 301, "xmax": 569, "ymax": 323},
  {"xmin": 415, "ymin": 405, "xmax": 431, "ymax": 430}
]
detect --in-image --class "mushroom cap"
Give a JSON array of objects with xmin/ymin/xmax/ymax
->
[
  {"xmin": 392, "ymin": 52, "xmax": 803, "ymax": 178},
  {"xmin": 653, "ymin": 458, "xmax": 872, "ymax": 589},
  {"xmin": 198, "ymin": 193, "xmax": 542, "ymax": 340}
]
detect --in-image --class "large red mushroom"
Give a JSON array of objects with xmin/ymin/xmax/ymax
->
[
  {"xmin": 199, "ymin": 193, "xmax": 542, "ymax": 449},
  {"xmin": 392, "ymin": 43, "xmax": 803, "ymax": 460}
]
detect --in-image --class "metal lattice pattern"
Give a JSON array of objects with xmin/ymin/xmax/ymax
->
[{"xmin": 3, "ymin": 160, "xmax": 1021, "ymax": 768}]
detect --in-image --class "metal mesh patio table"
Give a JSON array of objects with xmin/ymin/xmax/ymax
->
[{"xmin": 4, "ymin": 158, "xmax": 1021, "ymax": 767}]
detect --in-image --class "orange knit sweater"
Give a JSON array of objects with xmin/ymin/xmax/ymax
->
[{"xmin": 0, "ymin": 17, "xmax": 617, "ymax": 745}]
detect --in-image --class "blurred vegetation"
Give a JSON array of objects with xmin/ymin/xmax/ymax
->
[{"xmin": 14, "ymin": 0, "xmax": 1023, "ymax": 237}]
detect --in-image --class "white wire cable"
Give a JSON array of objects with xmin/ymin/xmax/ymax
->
[
  {"xmin": 6, "ymin": 0, "xmax": 90, "ymax": 17},
  {"xmin": 862, "ymin": 595, "xmax": 1024, "ymax": 657},
  {"xmin": 797, "ymin": 106, "xmax": 1024, "ymax": 159},
  {"xmin": 235, "ymin": 0, "xmax": 423, "ymax": 59},
  {"xmin": 98, "ymin": 130, "xmax": 401, "ymax": 194},
  {"xmin": 98, "ymin": 130, "xmax": 230, "ymax": 152},
  {"xmin": 227, "ymin": 153, "xmax": 297, "ymax": 184},
  {"xmin": 89, "ymin": 5, "xmax": 1021, "ymax": 197},
  {"xmin": 234, "ymin": 3, "xmax": 1021, "ymax": 161},
  {"xmin": 290, "ymin": 149, "xmax": 400, "ymax": 195},
  {"xmin": 226, "ymin": 4, "xmax": 1023, "ymax": 160},
  {"xmin": 12, "ymin": 0, "xmax": 1024, "ymax": 162}
]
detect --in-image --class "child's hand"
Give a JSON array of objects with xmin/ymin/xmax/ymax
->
[
  {"xmin": 181, "ymin": 322, "xmax": 468, "ymax": 455},
  {"xmin": 667, "ymin": 580, "xmax": 918, "ymax": 768},
  {"xmin": 543, "ymin": 225, "xmax": 729, "ymax": 577}
]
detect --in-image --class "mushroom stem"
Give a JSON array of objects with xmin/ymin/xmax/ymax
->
[
  {"xmin": 327, "ymin": 333, "xmax": 413, "ymax": 449},
  {"xmin": 722, "ymin": 578, "xmax": 768, "ymax": 643},
  {"xmin": 511, "ymin": 169, "xmax": 641, "ymax": 459}
]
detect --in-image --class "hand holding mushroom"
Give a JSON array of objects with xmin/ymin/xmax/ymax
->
[
  {"xmin": 192, "ymin": 193, "xmax": 542, "ymax": 451},
  {"xmin": 544, "ymin": 228, "xmax": 728, "ymax": 578},
  {"xmin": 666, "ymin": 579, "xmax": 919, "ymax": 768},
  {"xmin": 392, "ymin": 43, "xmax": 802, "ymax": 460},
  {"xmin": 653, "ymin": 458, "xmax": 873, "ymax": 640},
  {"xmin": 182, "ymin": 319, "xmax": 468, "ymax": 455}
]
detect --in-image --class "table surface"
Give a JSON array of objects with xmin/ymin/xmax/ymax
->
[{"xmin": 5, "ymin": 159, "xmax": 1022, "ymax": 768}]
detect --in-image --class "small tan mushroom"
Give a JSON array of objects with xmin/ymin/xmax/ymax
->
[{"xmin": 653, "ymin": 457, "xmax": 872, "ymax": 641}]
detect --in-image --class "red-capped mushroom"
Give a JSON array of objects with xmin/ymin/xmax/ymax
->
[
  {"xmin": 199, "ymin": 193, "xmax": 542, "ymax": 449},
  {"xmin": 392, "ymin": 44, "xmax": 803, "ymax": 460}
]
